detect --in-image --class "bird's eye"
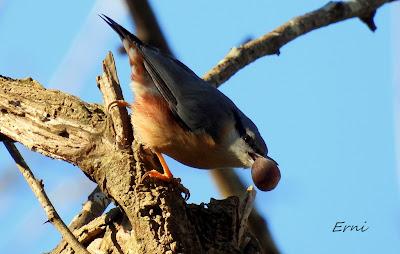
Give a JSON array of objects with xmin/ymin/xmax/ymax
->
[{"xmin": 243, "ymin": 134, "xmax": 252, "ymax": 144}]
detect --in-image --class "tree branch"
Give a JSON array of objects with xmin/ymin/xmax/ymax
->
[
  {"xmin": 125, "ymin": 0, "xmax": 172, "ymax": 55},
  {"xmin": 0, "ymin": 53, "xmax": 263, "ymax": 253},
  {"xmin": 3, "ymin": 141, "xmax": 90, "ymax": 254},
  {"xmin": 69, "ymin": 186, "xmax": 111, "ymax": 231},
  {"xmin": 0, "ymin": 75, "xmax": 107, "ymax": 163},
  {"xmin": 97, "ymin": 51, "xmax": 133, "ymax": 149},
  {"xmin": 51, "ymin": 186, "xmax": 111, "ymax": 253},
  {"xmin": 203, "ymin": 0, "xmax": 398, "ymax": 86},
  {"xmin": 52, "ymin": 208, "xmax": 122, "ymax": 254}
]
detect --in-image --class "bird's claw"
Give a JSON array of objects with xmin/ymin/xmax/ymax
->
[
  {"xmin": 107, "ymin": 100, "xmax": 131, "ymax": 112},
  {"xmin": 141, "ymin": 170, "xmax": 190, "ymax": 201},
  {"xmin": 178, "ymin": 182, "xmax": 190, "ymax": 201}
]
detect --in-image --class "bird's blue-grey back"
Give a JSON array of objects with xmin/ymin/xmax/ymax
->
[{"xmin": 140, "ymin": 47, "xmax": 239, "ymax": 138}]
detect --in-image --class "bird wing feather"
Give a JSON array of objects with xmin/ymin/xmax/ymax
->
[{"xmin": 140, "ymin": 47, "xmax": 236, "ymax": 139}]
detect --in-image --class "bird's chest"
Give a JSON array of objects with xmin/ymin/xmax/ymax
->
[
  {"xmin": 131, "ymin": 94, "xmax": 239, "ymax": 168},
  {"xmin": 131, "ymin": 94, "xmax": 176, "ymax": 148}
]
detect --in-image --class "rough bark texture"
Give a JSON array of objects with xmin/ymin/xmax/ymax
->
[{"xmin": 0, "ymin": 54, "xmax": 261, "ymax": 253}]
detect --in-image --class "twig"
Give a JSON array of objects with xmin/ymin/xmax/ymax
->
[
  {"xmin": 205, "ymin": 2, "xmax": 396, "ymax": 249},
  {"xmin": 203, "ymin": 0, "xmax": 398, "ymax": 86},
  {"xmin": 97, "ymin": 51, "xmax": 133, "ymax": 149},
  {"xmin": 3, "ymin": 141, "xmax": 90, "ymax": 254},
  {"xmin": 52, "ymin": 208, "xmax": 122, "ymax": 254},
  {"xmin": 238, "ymin": 186, "xmax": 256, "ymax": 248},
  {"xmin": 52, "ymin": 186, "xmax": 111, "ymax": 253},
  {"xmin": 69, "ymin": 186, "xmax": 111, "ymax": 231}
]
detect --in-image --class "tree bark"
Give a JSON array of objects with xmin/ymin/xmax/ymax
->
[{"xmin": 0, "ymin": 54, "xmax": 261, "ymax": 253}]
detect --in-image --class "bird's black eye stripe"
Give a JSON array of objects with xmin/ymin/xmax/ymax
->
[
  {"xmin": 232, "ymin": 109, "xmax": 246, "ymax": 137},
  {"xmin": 232, "ymin": 109, "xmax": 263, "ymax": 155},
  {"xmin": 244, "ymin": 134, "xmax": 264, "ymax": 155},
  {"xmin": 244, "ymin": 134, "xmax": 255, "ymax": 149},
  {"xmin": 243, "ymin": 134, "xmax": 251, "ymax": 143}
]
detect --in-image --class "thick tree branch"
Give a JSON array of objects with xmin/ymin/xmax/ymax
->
[
  {"xmin": 203, "ymin": 0, "xmax": 398, "ymax": 86},
  {"xmin": 0, "ymin": 53, "xmax": 262, "ymax": 253},
  {"xmin": 3, "ymin": 141, "xmax": 90, "ymax": 254},
  {"xmin": 0, "ymin": 75, "xmax": 107, "ymax": 163}
]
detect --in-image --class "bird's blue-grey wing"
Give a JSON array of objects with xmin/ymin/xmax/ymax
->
[
  {"xmin": 101, "ymin": 15, "xmax": 238, "ymax": 139},
  {"xmin": 141, "ymin": 46, "xmax": 237, "ymax": 139}
]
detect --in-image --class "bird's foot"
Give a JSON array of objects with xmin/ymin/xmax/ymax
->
[
  {"xmin": 107, "ymin": 100, "xmax": 131, "ymax": 112},
  {"xmin": 141, "ymin": 170, "xmax": 190, "ymax": 201},
  {"xmin": 142, "ymin": 169, "xmax": 173, "ymax": 182}
]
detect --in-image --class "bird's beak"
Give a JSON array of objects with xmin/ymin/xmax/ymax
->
[
  {"xmin": 265, "ymin": 155, "xmax": 279, "ymax": 166},
  {"xmin": 249, "ymin": 153, "xmax": 279, "ymax": 166}
]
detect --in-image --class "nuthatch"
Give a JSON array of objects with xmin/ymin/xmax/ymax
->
[{"xmin": 101, "ymin": 15, "xmax": 280, "ymax": 192}]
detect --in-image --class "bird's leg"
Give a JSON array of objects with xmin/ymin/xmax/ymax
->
[
  {"xmin": 142, "ymin": 152, "xmax": 190, "ymax": 200},
  {"xmin": 107, "ymin": 100, "xmax": 131, "ymax": 112},
  {"xmin": 142, "ymin": 152, "xmax": 174, "ymax": 181}
]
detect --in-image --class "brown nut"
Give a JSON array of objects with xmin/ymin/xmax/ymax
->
[{"xmin": 251, "ymin": 157, "xmax": 281, "ymax": 191}]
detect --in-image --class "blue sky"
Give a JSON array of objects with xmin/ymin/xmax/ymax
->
[{"xmin": 0, "ymin": 1, "xmax": 399, "ymax": 253}]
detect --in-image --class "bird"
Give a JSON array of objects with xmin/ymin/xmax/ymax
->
[{"xmin": 100, "ymin": 15, "xmax": 280, "ymax": 192}]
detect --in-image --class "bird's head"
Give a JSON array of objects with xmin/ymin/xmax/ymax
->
[
  {"xmin": 227, "ymin": 109, "xmax": 280, "ymax": 191},
  {"xmin": 228, "ymin": 109, "xmax": 270, "ymax": 167}
]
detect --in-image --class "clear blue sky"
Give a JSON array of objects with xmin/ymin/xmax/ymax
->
[{"xmin": 0, "ymin": 1, "xmax": 399, "ymax": 253}]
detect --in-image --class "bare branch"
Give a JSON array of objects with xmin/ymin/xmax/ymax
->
[
  {"xmin": 203, "ymin": 0, "xmax": 398, "ymax": 86},
  {"xmin": 125, "ymin": 0, "xmax": 172, "ymax": 55},
  {"xmin": 96, "ymin": 51, "xmax": 133, "ymax": 149},
  {"xmin": 51, "ymin": 186, "xmax": 111, "ymax": 253},
  {"xmin": 70, "ymin": 186, "xmax": 111, "ymax": 231},
  {"xmin": 3, "ymin": 141, "xmax": 90, "ymax": 254},
  {"xmin": 52, "ymin": 208, "xmax": 122, "ymax": 254}
]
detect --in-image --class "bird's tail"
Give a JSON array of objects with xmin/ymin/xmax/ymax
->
[
  {"xmin": 100, "ymin": 14, "xmax": 143, "ymax": 47},
  {"xmin": 100, "ymin": 14, "xmax": 146, "ymax": 82}
]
